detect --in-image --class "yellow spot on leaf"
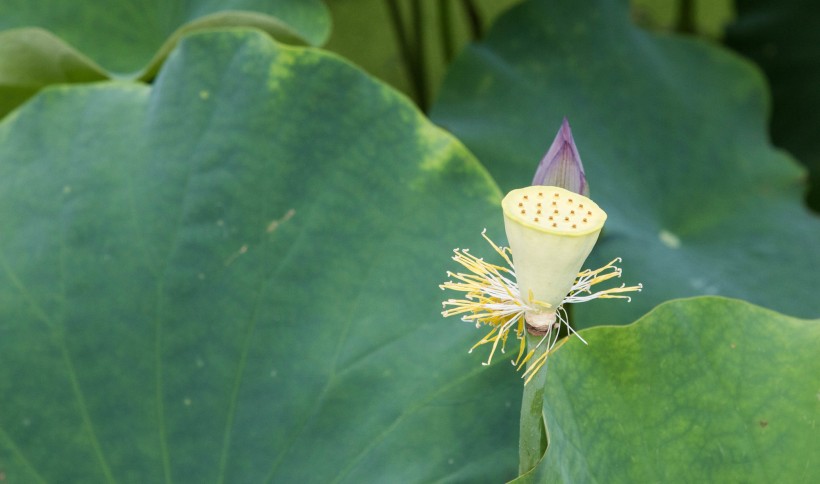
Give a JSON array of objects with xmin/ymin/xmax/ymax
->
[
  {"xmin": 659, "ymin": 230, "xmax": 681, "ymax": 249},
  {"xmin": 267, "ymin": 208, "xmax": 296, "ymax": 233}
]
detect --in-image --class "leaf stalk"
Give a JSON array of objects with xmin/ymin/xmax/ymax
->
[{"xmin": 518, "ymin": 332, "xmax": 549, "ymax": 475}]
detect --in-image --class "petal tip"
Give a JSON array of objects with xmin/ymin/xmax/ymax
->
[{"xmin": 532, "ymin": 118, "xmax": 588, "ymax": 195}]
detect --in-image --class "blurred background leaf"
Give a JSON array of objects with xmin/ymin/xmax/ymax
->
[
  {"xmin": 726, "ymin": 0, "xmax": 820, "ymax": 210},
  {"xmin": 324, "ymin": 0, "xmax": 735, "ymax": 112},
  {"xmin": 324, "ymin": 0, "xmax": 522, "ymax": 110},
  {"xmin": 631, "ymin": 0, "xmax": 734, "ymax": 38},
  {"xmin": 517, "ymin": 297, "xmax": 820, "ymax": 483},
  {"xmin": 0, "ymin": 30, "xmax": 522, "ymax": 483},
  {"xmin": 0, "ymin": 0, "xmax": 330, "ymax": 118},
  {"xmin": 0, "ymin": 29, "xmax": 108, "ymax": 120},
  {"xmin": 430, "ymin": 0, "xmax": 820, "ymax": 328}
]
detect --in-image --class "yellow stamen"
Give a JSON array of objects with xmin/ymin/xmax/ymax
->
[{"xmin": 440, "ymin": 232, "xmax": 641, "ymax": 383}]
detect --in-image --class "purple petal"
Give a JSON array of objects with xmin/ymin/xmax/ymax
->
[{"xmin": 531, "ymin": 117, "xmax": 589, "ymax": 196}]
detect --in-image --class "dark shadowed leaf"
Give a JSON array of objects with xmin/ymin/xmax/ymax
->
[{"xmin": 726, "ymin": 0, "xmax": 820, "ymax": 210}]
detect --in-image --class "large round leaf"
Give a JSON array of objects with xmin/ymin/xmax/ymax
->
[
  {"xmin": 518, "ymin": 297, "xmax": 820, "ymax": 482},
  {"xmin": 726, "ymin": 0, "xmax": 820, "ymax": 210},
  {"xmin": 0, "ymin": 29, "xmax": 522, "ymax": 482},
  {"xmin": 430, "ymin": 0, "xmax": 820, "ymax": 327}
]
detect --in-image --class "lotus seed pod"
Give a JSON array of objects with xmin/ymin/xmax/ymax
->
[{"xmin": 502, "ymin": 185, "xmax": 606, "ymax": 327}]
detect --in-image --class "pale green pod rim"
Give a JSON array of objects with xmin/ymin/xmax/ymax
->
[{"xmin": 501, "ymin": 185, "xmax": 606, "ymax": 237}]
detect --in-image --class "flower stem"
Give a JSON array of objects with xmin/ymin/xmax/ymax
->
[
  {"xmin": 518, "ymin": 332, "xmax": 549, "ymax": 475},
  {"xmin": 385, "ymin": 0, "xmax": 426, "ymax": 109},
  {"xmin": 460, "ymin": 0, "xmax": 483, "ymax": 40},
  {"xmin": 438, "ymin": 0, "xmax": 455, "ymax": 64},
  {"xmin": 409, "ymin": 0, "xmax": 428, "ymax": 111}
]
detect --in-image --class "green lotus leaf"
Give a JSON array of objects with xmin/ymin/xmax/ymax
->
[
  {"xmin": 0, "ymin": 29, "xmax": 521, "ymax": 483},
  {"xmin": 0, "ymin": 28, "xmax": 108, "ymax": 119},
  {"xmin": 0, "ymin": 1, "xmax": 330, "ymax": 118},
  {"xmin": 516, "ymin": 297, "xmax": 820, "ymax": 483}
]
